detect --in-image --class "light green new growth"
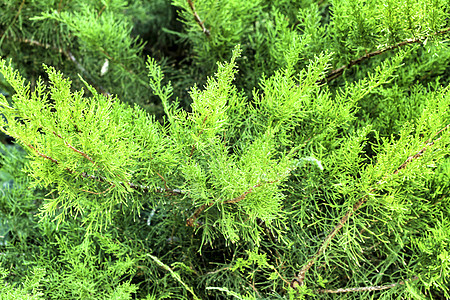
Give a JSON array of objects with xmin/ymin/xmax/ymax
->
[{"xmin": 0, "ymin": 0, "xmax": 449, "ymax": 299}]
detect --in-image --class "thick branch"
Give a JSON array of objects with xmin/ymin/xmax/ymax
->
[
  {"xmin": 291, "ymin": 123, "xmax": 450, "ymax": 288},
  {"xmin": 322, "ymin": 27, "xmax": 450, "ymax": 84}
]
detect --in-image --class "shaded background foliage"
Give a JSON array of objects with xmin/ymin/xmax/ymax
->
[{"xmin": 0, "ymin": 0, "xmax": 449, "ymax": 299}]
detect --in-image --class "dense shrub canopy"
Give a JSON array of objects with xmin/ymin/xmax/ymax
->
[{"xmin": 0, "ymin": 0, "xmax": 449, "ymax": 299}]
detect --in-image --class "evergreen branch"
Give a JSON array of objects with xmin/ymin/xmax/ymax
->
[
  {"xmin": 187, "ymin": 0, "xmax": 211, "ymax": 37},
  {"xmin": 223, "ymin": 180, "xmax": 277, "ymax": 204},
  {"xmin": 190, "ymin": 111, "xmax": 208, "ymax": 157},
  {"xmin": 25, "ymin": 143, "xmax": 183, "ymax": 195},
  {"xmin": 291, "ymin": 123, "xmax": 450, "ymax": 288},
  {"xmin": 186, "ymin": 202, "xmax": 212, "ymax": 227},
  {"xmin": 291, "ymin": 192, "xmax": 367, "ymax": 289},
  {"xmin": 315, "ymin": 276, "xmax": 418, "ymax": 294},
  {"xmin": 271, "ymin": 265, "xmax": 290, "ymax": 286},
  {"xmin": 205, "ymin": 266, "xmax": 230, "ymax": 275},
  {"xmin": 27, "ymin": 126, "xmax": 182, "ymax": 195},
  {"xmin": 147, "ymin": 254, "xmax": 200, "ymax": 300},
  {"xmin": 186, "ymin": 180, "xmax": 277, "ymax": 227},
  {"xmin": 27, "ymin": 144, "xmax": 58, "ymax": 164},
  {"xmin": 96, "ymin": 48, "xmax": 147, "ymax": 86},
  {"xmin": 322, "ymin": 27, "xmax": 450, "ymax": 84},
  {"xmin": 0, "ymin": 0, "xmax": 25, "ymax": 45},
  {"xmin": 0, "ymin": 34, "xmax": 110, "ymax": 95},
  {"xmin": 80, "ymin": 185, "xmax": 113, "ymax": 195},
  {"xmin": 393, "ymin": 122, "xmax": 450, "ymax": 175},
  {"xmin": 10, "ymin": 0, "xmax": 25, "ymax": 31},
  {"xmin": 53, "ymin": 132, "xmax": 95, "ymax": 164},
  {"xmin": 1, "ymin": 22, "xmax": 145, "ymax": 90},
  {"xmin": 392, "ymin": 141, "xmax": 434, "ymax": 175},
  {"xmin": 205, "ymin": 287, "xmax": 247, "ymax": 300}
]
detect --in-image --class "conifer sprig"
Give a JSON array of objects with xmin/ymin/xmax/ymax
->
[
  {"xmin": 25, "ymin": 128, "xmax": 184, "ymax": 196},
  {"xmin": 292, "ymin": 122, "xmax": 450, "ymax": 288},
  {"xmin": 1, "ymin": 1, "xmax": 450, "ymax": 298},
  {"xmin": 186, "ymin": 179, "xmax": 280, "ymax": 227},
  {"xmin": 323, "ymin": 27, "xmax": 450, "ymax": 83}
]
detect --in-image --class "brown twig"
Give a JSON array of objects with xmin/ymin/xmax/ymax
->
[
  {"xmin": 53, "ymin": 132, "xmax": 95, "ymax": 164},
  {"xmin": 315, "ymin": 276, "xmax": 418, "ymax": 294},
  {"xmin": 187, "ymin": 0, "xmax": 210, "ymax": 37},
  {"xmin": 155, "ymin": 171, "xmax": 180, "ymax": 194},
  {"xmin": 27, "ymin": 144, "xmax": 59, "ymax": 164},
  {"xmin": 393, "ymin": 122, "xmax": 450, "ymax": 175},
  {"xmin": 291, "ymin": 123, "xmax": 450, "ymax": 288},
  {"xmin": 186, "ymin": 202, "xmax": 212, "ymax": 227},
  {"xmin": 11, "ymin": 0, "xmax": 25, "ymax": 26},
  {"xmin": 271, "ymin": 266, "xmax": 291, "ymax": 286},
  {"xmin": 186, "ymin": 180, "xmax": 277, "ymax": 227},
  {"xmin": 224, "ymin": 182, "xmax": 270, "ymax": 204},
  {"xmin": 291, "ymin": 193, "xmax": 368, "ymax": 288},
  {"xmin": 155, "ymin": 171, "xmax": 169, "ymax": 191},
  {"xmin": 97, "ymin": 5, "xmax": 106, "ymax": 18},
  {"xmin": 57, "ymin": 0, "xmax": 64, "ymax": 13},
  {"xmin": 322, "ymin": 27, "xmax": 450, "ymax": 84}
]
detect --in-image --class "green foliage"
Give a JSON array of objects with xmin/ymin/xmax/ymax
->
[
  {"xmin": 0, "ymin": 0, "xmax": 450, "ymax": 299},
  {"xmin": 0, "ymin": 267, "xmax": 45, "ymax": 299},
  {"xmin": 0, "ymin": 0, "xmax": 157, "ymax": 112}
]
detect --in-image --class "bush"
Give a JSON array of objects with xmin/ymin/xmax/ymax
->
[{"xmin": 0, "ymin": 0, "xmax": 449, "ymax": 299}]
